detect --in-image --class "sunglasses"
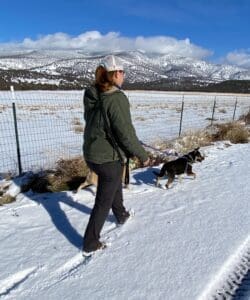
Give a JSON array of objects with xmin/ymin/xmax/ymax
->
[{"xmin": 118, "ymin": 70, "xmax": 125, "ymax": 74}]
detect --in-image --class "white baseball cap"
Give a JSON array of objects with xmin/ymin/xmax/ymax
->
[{"xmin": 100, "ymin": 55, "xmax": 124, "ymax": 72}]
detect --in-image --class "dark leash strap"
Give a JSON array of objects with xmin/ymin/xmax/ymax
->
[{"xmin": 124, "ymin": 158, "xmax": 130, "ymax": 186}]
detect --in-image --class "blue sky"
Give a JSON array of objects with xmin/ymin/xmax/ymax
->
[{"xmin": 0, "ymin": 0, "xmax": 250, "ymax": 67}]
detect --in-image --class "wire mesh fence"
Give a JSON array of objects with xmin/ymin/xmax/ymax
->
[
  {"xmin": 0, "ymin": 89, "xmax": 249, "ymax": 175},
  {"xmin": 127, "ymin": 91, "xmax": 250, "ymax": 142},
  {"xmin": 0, "ymin": 90, "xmax": 84, "ymax": 175}
]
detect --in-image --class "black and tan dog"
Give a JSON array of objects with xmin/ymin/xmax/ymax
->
[{"xmin": 153, "ymin": 148, "xmax": 204, "ymax": 189}]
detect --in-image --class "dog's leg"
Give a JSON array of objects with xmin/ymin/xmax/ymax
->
[
  {"xmin": 155, "ymin": 176, "xmax": 160, "ymax": 187},
  {"xmin": 178, "ymin": 175, "xmax": 183, "ymax": 183},
  {"xmin": 166, "ymin": 173, "xmax": 175, "ymax": 189},
  {"xmin": 77, "ymin": 182, "xmax": 86, "ymax": 193},
  {"xmin": 186, "ymin": 165, "xmax": 196, "ymax": 179},
  {"xmin": 186, "ymin": 172, "xmax": 196, "ymax": 179},
  {"xmin": 77, "ymin": 171, "xmax": 98, "ymax": 193},
  {"xmin": 77, "ymin": 181, "xmax": 92, "ymax": 193}
]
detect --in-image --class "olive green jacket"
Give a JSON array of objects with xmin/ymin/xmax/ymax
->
[{"xmin": 83, "ymin": 85, "xmax": 148, "ymax": 164}]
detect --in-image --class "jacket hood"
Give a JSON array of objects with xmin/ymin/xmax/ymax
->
[
  {"xmin": 84, "ymin": 85, "xmax": 99, "ymax": 110},
  {"xmin": 84, "ymin": 85, "xmax": 120, "ymax": 109}
]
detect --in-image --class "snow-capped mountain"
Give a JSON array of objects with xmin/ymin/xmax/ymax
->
[{"xmin": 0, "ymin": 49, "xmax": 250, "ymax": 89}]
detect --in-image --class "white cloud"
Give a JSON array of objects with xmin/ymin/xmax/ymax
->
[
  {"xmin": 0, "ymin": 31, "xmax": 212, "ymax": 60},
  {"xmin": 225, "ymin": 49, "xmax": 250, "ymax": 69},
  {"xmin": 134, "ymin": 36, "xmax": 211, "ymax": 59}
]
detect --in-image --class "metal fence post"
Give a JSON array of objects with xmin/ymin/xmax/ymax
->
[
  {"xmin": 232, "ymin": 97, "xmax": 238, "ymax": 121},
  {"xmin": 211, "ymin": 96, "xmax": 216, "ymax": 126},
  {"xmin": 179, "ymin": 95, "xmax": 184, "ymax": 137},
  {"xmin": 11, "ymin": 86, "xmax": 22, "ymax": 175}
]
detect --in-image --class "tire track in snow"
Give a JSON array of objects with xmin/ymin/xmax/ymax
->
[
  {"xmin": 198, "ymin": 236, "xmax": 250, "ymax": 300},
  {"xmin": 234, "ymin": 269, "xmax": 250, "ymax": 299}
]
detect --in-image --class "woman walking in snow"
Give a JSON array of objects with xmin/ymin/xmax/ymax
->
[{"xmin": 82, "ymin": 55, "xmax": 149, "ymax": 255}]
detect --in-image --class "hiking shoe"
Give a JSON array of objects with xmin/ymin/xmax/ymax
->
[
  {"xmin": 82, "ymin": 241, "xmax": 106, "ymax": 256},
  {"xmin": 117, "ymin": 211, "xmax": 131, "ymax": 225}
]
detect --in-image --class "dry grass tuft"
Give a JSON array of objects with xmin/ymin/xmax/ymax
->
[
  {"xmin": 73, "ymin": 125, "xmax": 84, "ymax": 133},
  {"xmin": 150, "ymin": 120, "xmax": 249, "ymax": 156},
  {"xmin": 0, "ymin": 194, "xmax": 16, "ymax": 206},
  {"xmin": 152, "ymin": 139, "xmax": 173, "ymax": 152},
  {"xmin": 149, "ymin": 130, "xmax": 212, "ymax": 158},
  {"xmin": 173, "ymin": 130, "xmax": 212, "ymax": 153},
  {"xmin": 211, "ymin": 122, "xmax": 249, "ymax": 144},
  {"xmin": 29, "ymin": 157, "xmax": 90, "ymax": 193},
  {"xmin": 55, "ymin": 157, "xmax": 88, "ymax": 178},
  {"xmin": 218, "ymin": 108, "xmax": 227, "ymax": 114},
  {"xmin": 72, "ymin": 117, "xmax": 84, "ymax": 133}
]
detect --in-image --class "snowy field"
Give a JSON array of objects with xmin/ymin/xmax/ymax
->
[
  {"xmin": 0, "ymin": 90, "xmax": 249, "ymax": 174},
  {"xmin": 0, "ymin": 141, "xmax": 250, "ymax": 300}
]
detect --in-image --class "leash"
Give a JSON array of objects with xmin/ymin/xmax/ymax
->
[{"xmin": 140, "ymin": 140, "xmax": 179, "ymax": 157}]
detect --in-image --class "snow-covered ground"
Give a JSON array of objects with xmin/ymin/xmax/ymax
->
[{"xmin": 0, "ymin": 141, "xmax": 250, "ymax": 300}]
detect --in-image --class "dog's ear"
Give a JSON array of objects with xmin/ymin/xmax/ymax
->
[{"xmin": 195, "ymin": 147, "xmax": 200, "ymax": 151}]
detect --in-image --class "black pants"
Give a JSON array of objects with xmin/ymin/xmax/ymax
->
[{"xmin": 83, "ymin": 160, "xmax": 126, "ymax": 252}]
